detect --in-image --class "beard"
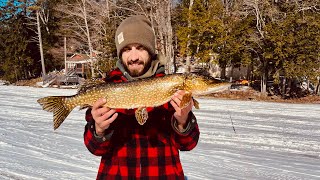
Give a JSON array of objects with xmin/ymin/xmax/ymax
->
[{"xmin": 123, "ymin": 59, "xmax": 152, "ymax": 77}]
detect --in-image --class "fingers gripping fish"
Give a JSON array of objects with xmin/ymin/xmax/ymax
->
[{"xmin": 37, "ymin": 73, "xmax": 231, "ymax": 130}]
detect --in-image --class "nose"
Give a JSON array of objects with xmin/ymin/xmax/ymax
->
[{"xmin": 129, "ymin": 47, "xmax": 139, "ymax": 61}]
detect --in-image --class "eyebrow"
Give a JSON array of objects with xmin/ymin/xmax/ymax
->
[{"xmin": 124, "ymin": 44, "xmax": 145, "ymax": 50}]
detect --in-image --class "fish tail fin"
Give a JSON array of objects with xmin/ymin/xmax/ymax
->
[{"xmin": 37, "ymin": 96, "xmax": 75, "ymax": 130}]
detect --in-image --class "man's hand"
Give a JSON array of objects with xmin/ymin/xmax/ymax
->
[
  {"xmin": 170, "ymin": 90, "xmax": 193, "ymax": 131},
  {"xmin": 91, "ymin": 98, "xmax": 118, "ymax": 137}
]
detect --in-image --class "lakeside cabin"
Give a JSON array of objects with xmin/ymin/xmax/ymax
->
[{"xmin": 42, "ymin": 53, "xmax": 96, "ymax": 87}]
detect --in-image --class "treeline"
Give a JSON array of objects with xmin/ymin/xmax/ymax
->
[{"xmin": 0, "ymin": 0, "xmax": 319, "ymax": 96}]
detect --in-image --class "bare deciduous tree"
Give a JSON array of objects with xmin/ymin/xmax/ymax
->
[
  {"xmin": 27, "ymin": 0, "xmax": 51, "ymax": 78},
  {"xmin": 56, "ymin": 0, "xmax": 111, "ymax": 77},
  {"xmin": 239, "ymin": 0, "xmax": 270, "ymax": 95},
  {"xmin": 150, "ymin": 0, "xmax": 175, "ymax": 74}
]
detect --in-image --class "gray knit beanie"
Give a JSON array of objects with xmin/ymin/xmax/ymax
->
[{"xmin": 115, "ymin": 15, "xmax": 155, "ymax": 58}]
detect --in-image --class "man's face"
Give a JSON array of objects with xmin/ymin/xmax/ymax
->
[{"xmin": 121, "ymin": 43, "xmax": 152, "ymax": 77}]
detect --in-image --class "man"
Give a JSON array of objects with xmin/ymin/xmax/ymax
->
[{"xmin": 84, "ymin": 15, "xmax": 200, "ymax": 179}]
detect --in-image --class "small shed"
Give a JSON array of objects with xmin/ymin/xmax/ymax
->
[{"xmin": 66, "ymin": 53, "xmax": 96, "ymax": 78}]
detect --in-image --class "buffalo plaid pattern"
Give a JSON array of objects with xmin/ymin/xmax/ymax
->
[{"xmin": 83, "ymin": 69, "xmax": 200, "ymax": 179}]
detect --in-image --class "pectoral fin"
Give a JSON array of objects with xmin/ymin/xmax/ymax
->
[
  {"xmin": 180, "ymin": 91, "xmax": 192, "ymax": 109},
  {"xmin": 193, "ymin": 98, "xmax": 200, "ymax": 109},
  {"xmin": 135, "ymin": 107, "xmax": 148, "ymax": 125}
]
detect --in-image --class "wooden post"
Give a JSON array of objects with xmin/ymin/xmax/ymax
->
[{"xmin": 64, "ymin": 36, "xmax": 67, "ymax": 74}]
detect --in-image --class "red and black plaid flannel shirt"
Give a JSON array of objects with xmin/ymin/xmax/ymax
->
[{"xmin": 83, "ymin": 69, "xmax": 200, "ymax": 179}]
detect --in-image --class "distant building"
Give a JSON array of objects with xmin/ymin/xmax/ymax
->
[
  {"xmin": 66, "ymin": 53, "xmax": 97, "ymax": 78},
  {"xmin": 210, "ymin": 63, "xmax": 249, "ymax": 81}
]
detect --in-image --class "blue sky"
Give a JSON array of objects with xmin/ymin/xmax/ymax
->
[
  {"xmin": 0, "ymin": 0, "xmax": 36, "ymax": 7},
  {"xmin": 0, "ymin": 0, "xmax": 29, "ymax": 7},
  {"xmin": 0, "ymin": 0, "xmax": 8, "ymax": 7}
]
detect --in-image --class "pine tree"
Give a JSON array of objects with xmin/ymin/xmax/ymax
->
[
  {"xmin": 264, "ymin": 2, "xmax": 320, "ymax": 96},
  {"xmin": 0, "ymin": 1, "xmax": 37, "ymax": 82}
]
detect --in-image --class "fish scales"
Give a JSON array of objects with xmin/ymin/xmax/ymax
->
[
  {"xmin": 37, "ymin": 73, "xmax": 231, "ymax": 129},
  {"xmin": 73, "ymin": 74, "xmax": 183, "ymax": 109}
]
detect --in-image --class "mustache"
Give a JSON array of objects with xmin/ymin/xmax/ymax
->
[{"xmin": 127, "ymin": 60, "xmax": 145, "ymax": 65}]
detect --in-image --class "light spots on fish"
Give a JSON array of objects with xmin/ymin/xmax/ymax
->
[{"xmin": 38, "ymin": 73, "xmax": 231, "ymax": 129}]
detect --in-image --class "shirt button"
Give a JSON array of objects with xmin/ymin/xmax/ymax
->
[{"xmin": 191, "ymin": 119, "xmax": 195, "ymax": 123}]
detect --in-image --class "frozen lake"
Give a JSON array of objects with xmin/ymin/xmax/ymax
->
[{"xmin": 0, "ymin": 85, "xmax": 319, "ymax": 179}]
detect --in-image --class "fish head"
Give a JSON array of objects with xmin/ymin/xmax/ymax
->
[{"xmin": 184, "ymin": 73, "xmax": 231, "ymax": 95}]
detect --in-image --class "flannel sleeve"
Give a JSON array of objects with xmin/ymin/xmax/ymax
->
[
  {"xmin": 171, "ymin": 112, "xmax": 200, "ymax": 151},
  {"xmin": 83, "ymin": 108, "xmax": 114, "ymax": 156}
]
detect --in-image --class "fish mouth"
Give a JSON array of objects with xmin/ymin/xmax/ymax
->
[
  {"xmin": 208, "ymin": 83, "xmax": 231, "ymax": 93},
  {"xmin": 203, "ymin": 76, "xmax": 231, "ymax": 93},
  {"xmin": 194, "ymin": 82, "xmax": 231, "ymax": 96}
]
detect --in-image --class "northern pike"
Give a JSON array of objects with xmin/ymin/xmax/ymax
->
[{"xmin": 37, "ymin": 73, "xmax": 231, "ymax": 130}]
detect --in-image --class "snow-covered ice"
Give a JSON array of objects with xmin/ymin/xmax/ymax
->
[{"xmin": 0, "ymin": 85, "xmax": 319, "ymax": 180}]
